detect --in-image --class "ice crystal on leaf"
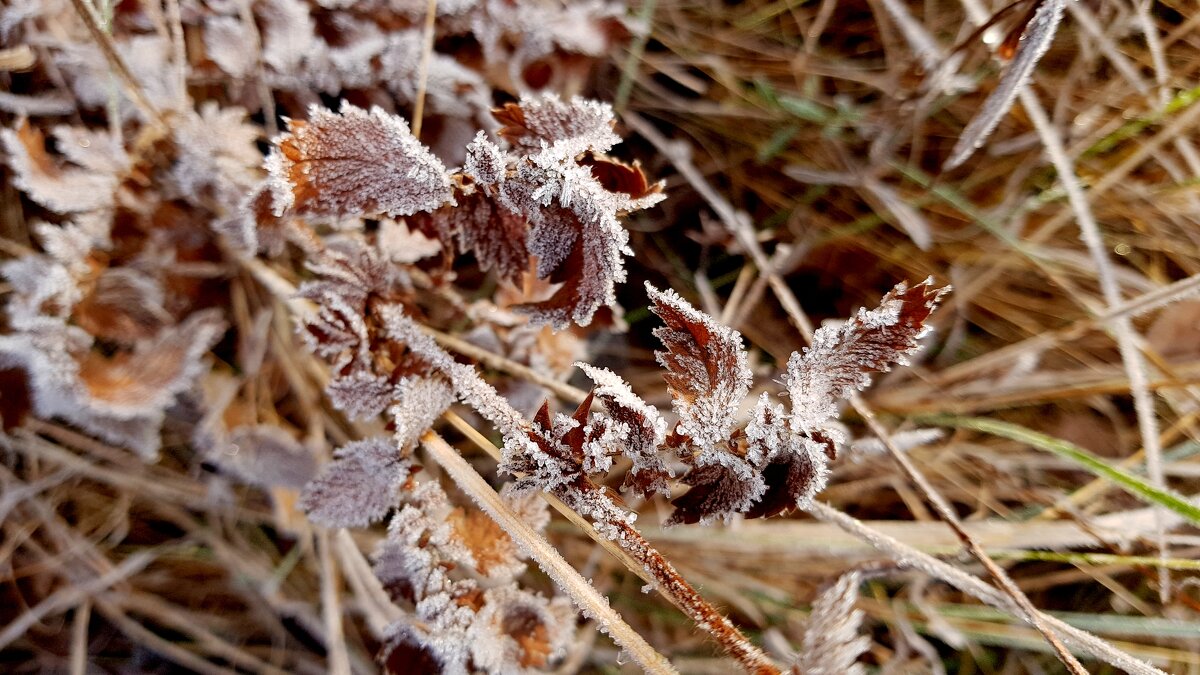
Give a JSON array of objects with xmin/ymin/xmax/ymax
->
[
  {"xmin": 391, "ymin": 376, "xmax": 455, "ymax": 450},
  {"xmin": 266, "ymin": 102, "xmax": 452, "ymax": 220},
  {"xmin": 784, "ymin": 278, "xmax": 948, "ymax": 435},
  {"xmin": 793, "ymin": 572, "xmax": 869, "ymax": 675},
  {"xmin": 645, "ymin": 283, "xmax": 750, "ymax": 449},
  {"xmin": 576, "ymin": 363, "xmax": 670, "ymax": 497},
  {"xmin": 301, "ymin": 437, "xmax": 414, "ymax": 528}
]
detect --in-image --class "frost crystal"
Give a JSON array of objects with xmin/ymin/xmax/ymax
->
[{"xmin": 266, "ymin": 102, "xmax": 453, "ymax": 219}]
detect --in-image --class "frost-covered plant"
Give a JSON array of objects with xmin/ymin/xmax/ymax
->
[{"xmin": 0, "ymin": 1, "xmax": 946, "ymax": 670}]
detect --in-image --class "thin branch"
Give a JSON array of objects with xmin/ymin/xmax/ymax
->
[
  {"xmin": 420, "ymin": 431, "xmax": 680, "ymax": 675},
  {"xmin": 64, "ymin": 0, "xmax": 166, "ymax": 128},
  {"xmin": 411, "ymin": 0, "xmax": 438, "ymax": 139}
]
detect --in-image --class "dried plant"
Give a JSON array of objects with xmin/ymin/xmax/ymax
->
[{"xmin": 2, "ymin": 0, "xmax": 1190, "ymax": 673}]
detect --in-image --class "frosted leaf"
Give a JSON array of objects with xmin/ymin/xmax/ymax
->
[
  {"xmin": 265, "ymin": 102, "xmax": 452, "ymax": 219},
  {"xmin": 742, "ymin": 394, "xmax": 830, "ymax": 520},
  {"xmin": 944, "ymin": 0, "xmax": 1066, "ymax": 170},
  {"xmin": 2, "ymin": 307, "xmax": 225, "ymax": 459},
  {"xmin": 2, "ymin": 121, "xmax": 119, "ymax": 213},
  {"xmin": 50, "ymin": 126, "xmax": 129, "ymax": 176},
  {"xmin": 296, "ymin": 239, "xmax": 408, "ymax": 370},
  {"xmin": 259, "ymin": 0, "xmax": 314, "ymax": 74},
  {"xmin": 214, "ymin": 183, "xmax": 285, "ymax": 257},
  {"xmin": 56, "ymin": 37, "xmax": 179, "ymax": 120},
  {"xmin": 460, "ymin": 95, "xmax": 665, "ymax": 328},
  {"xmin": 785, "ymin": 279, "xmax": 947, "ymax": 434},
  {"xmin": 447, "ymin": 506, "xmax": 526, "ymax": 582},
  {"xmin": 494, "ymin": 95, "xmax": 620, "ymax": 157},
  {"xmin": 35, "ymin": 215, "xmax": 113, "ymax": 275},
  {"xmin": 645, "ymin": 283, "xmax": 751, "ymax": 449},
  {"xmin": 417, "ymin": 189, "xmax": 530, "ymax": 284},
  {"xmin": 374, "ymin": 481, "xmax": 461, "ymax": 603},
  {"xmin": 467, "ymin": 587, "xmax": 573, "ymax": 672},
  {"xmin": 472, "ymin": 4, "xmax": 627, "ymax": 92},
  {"xmin": 172, "ymin": 103, "xmax": 262, "ymax": 204},
  {"xmin": 203, "ymin": 15, "xmax": 256, "ymax": 79},
  {"xmin": 3, "ymin": 255, "xmax": 83, "ymax": 327},
  {"xmin": 666, "ymin": 454, "xmax": 766, "ymax": 526},
  {"xmin": 379, "ymin": 218, "xmax": 442, "ymax": 264},
  {"xmin": 72, "ymin": 268, "xmax": 170, "ymax": 344},
  {"xmin": 503, "ymin": 160, "xmax": 662, "ymax": 328},
  {"xmin": 795, "ymin": 572, "xmax": 869, "ymax": 675},
  {"xmin": 379, "ymin": 31, "xmax": 490, "ymax": 119},
  {"xmin": 301, "ymin": 437, "xmax": 412, "ymax": 527},
  {"xmin": 213, "ymin": 425, "xmax": 318, "ymax": 490},
  {"xmin": 326, "ymin": 369, "xmax": 394, "ymax": 420},
  {"xmin": 391, "ymin": 375, "xmax": 454, "ymax": 451},
  {"xmin": 576, "ymin": 363, "xmax": 670, "ymax": 497},
  {"xmin": 76, "ymin": 309, "xmax": 227, "ymax": 420}
]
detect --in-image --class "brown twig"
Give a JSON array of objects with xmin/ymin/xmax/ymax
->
[{"xmin": 64, "ymin": 0, "xmax": 167, "ymax": 129}]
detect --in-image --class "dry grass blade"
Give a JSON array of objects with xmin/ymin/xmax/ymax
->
[{"xmin": 944, "ymin": 0, "xmax": 1066, "ymax": 170}]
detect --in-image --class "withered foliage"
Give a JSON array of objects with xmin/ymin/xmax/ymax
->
[{"xmin": 0, "ymin": 0, "xmax": 962, "ymax": 672}]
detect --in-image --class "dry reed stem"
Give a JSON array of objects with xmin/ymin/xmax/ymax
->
[{"xmin": 419, "ymin": 431, "xmax": 681, "ymax": 675}]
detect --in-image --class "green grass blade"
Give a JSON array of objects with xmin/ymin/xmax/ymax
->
[{"xmin": 928, "ymin": 416, "xmax": 1200, "ymax": 525}]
